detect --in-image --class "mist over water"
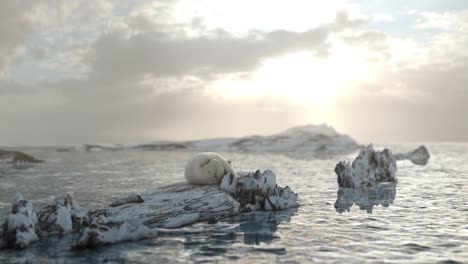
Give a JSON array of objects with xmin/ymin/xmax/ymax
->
[{"xmin": 0, "ymin": 144, "xmax": 466, "ymax": 263}]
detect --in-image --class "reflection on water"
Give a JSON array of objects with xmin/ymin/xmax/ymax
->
[
  {"xmin": 226, "ymin": 208, "xmax": 297, "ymax": 245},
  {"xmin": 0, "ymin": 209, "xmax": 297, "ymax": 263},
  {"xmin": 165, "ymin": 209, "xmax": 297, "ymax": 261},
  {"xmin": 334, "ymin": 183, "xmax": 397, "ymax": 214}
]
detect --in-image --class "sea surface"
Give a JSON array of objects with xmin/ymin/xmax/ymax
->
[{"xmin": 0, "ymin": 143, "xmax": 466, "ymax": 263}]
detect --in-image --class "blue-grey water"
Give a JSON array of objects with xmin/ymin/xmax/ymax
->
[{"xmin": 0, "ymin": 144, "xmax": 466, "ymax": 263}]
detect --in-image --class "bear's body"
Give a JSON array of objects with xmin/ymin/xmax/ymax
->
[{"xmin": 184, "ymin": 152, "xmax": 237, "ymax": 185}]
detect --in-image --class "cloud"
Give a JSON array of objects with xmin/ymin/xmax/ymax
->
[
  {"xmin": 0, "ymin": 77, "xmax": 314, "ymax": 145},
  {"xmin": 86, "ymin": 10, "xmax": 364, "ymax": 82},
  {"xmin": 417, "ymin": 10, "xmax": 468, "ymax": 33},
  {"xmin": 1, "ymin": 6, "xmax": 364, "ymax": 145},
  {"xmin": 333, "ymin": 51, "xmax": 468, "ymax": 142},
  {"xmin": 1, "ymin": 0, "xmax": 468, "ymax": 145},
  {"xmin": 0, "ymin": 1, "xmax": 41, "ymax": 77}
]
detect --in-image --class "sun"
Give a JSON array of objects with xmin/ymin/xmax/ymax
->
[
  {"xmin": 213, "ymin": 43, "xmax": 370, "ymax": 109},
  {"xmin": 255, "ymin": 52, "xmax": 342, "ymax": 107}
]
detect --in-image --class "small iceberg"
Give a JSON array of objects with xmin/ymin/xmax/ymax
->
[
  {"xmin": 335, "ymin": 144, "xmax": 431, "ymax": 188},
  {"xmin": 335, "ymin": 144, "xmax": 397, "ymax": 188},
  {"xmin": 334, "ymin": 145, "xmax": 430, "ymax": 213}
]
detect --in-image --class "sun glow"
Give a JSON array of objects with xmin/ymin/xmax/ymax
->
[{"xmin": 213, "ymin": 43, "xmax": 370, "ymax": 108}]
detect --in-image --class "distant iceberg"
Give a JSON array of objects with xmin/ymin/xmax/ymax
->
[
  {"xmin": 70, "ymin": 124, "xmax": 361, "ymax": 160},
  {"xmin": 197, "ymin": 124, "xmax": 360, "ymax": 159},
  {"xmin": 0, "ymin": 149, "xmax": 43, "ymax": 164},
  {"xmin": 394, "ymin": 145, "xmax": 430, "ymax": 166}
]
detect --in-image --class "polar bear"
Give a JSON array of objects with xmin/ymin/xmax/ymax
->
[{"xmin": 184, "ymin": 152, "xmax": 237, "ymax": 185}]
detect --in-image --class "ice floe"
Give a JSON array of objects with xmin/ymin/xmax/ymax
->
[{"xmin": 0, "ymin": 169, "xmax": 298, "ymax": 250}]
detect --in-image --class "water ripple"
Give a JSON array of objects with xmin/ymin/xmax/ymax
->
[{"xmin": 0, "ymin": 144, "xmax": 466, "ymax": 263}]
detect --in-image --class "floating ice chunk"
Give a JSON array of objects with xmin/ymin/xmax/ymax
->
[
  {"xmin": 395, "ymin": 145, "xmax": 430, "ymax": 165},
  {"xmin": 335, "ymin": 144, "xmax": 397, "ymax": 188}
]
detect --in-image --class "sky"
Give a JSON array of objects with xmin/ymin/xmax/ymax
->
[{"xmin": 1, "ymin": 0, "xmax": 468, "ymax": 145}]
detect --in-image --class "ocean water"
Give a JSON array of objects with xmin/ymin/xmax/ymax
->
[{"xmin": 0, "ymin": 144, "xmax": 466, "ymax": 263}]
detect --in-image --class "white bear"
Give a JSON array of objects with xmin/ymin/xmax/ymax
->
[{"xmin": 184, "ymin": 152, "xmax": 237, "ymax": 185}]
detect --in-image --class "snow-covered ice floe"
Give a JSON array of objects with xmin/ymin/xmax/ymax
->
[
  {"xmin": 335, "ymin": 144, "xmax": 430, "ymax": 188},
  {"xmin": 0, "ymin": 170, "xmax": 298, "ymax": 250}
]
